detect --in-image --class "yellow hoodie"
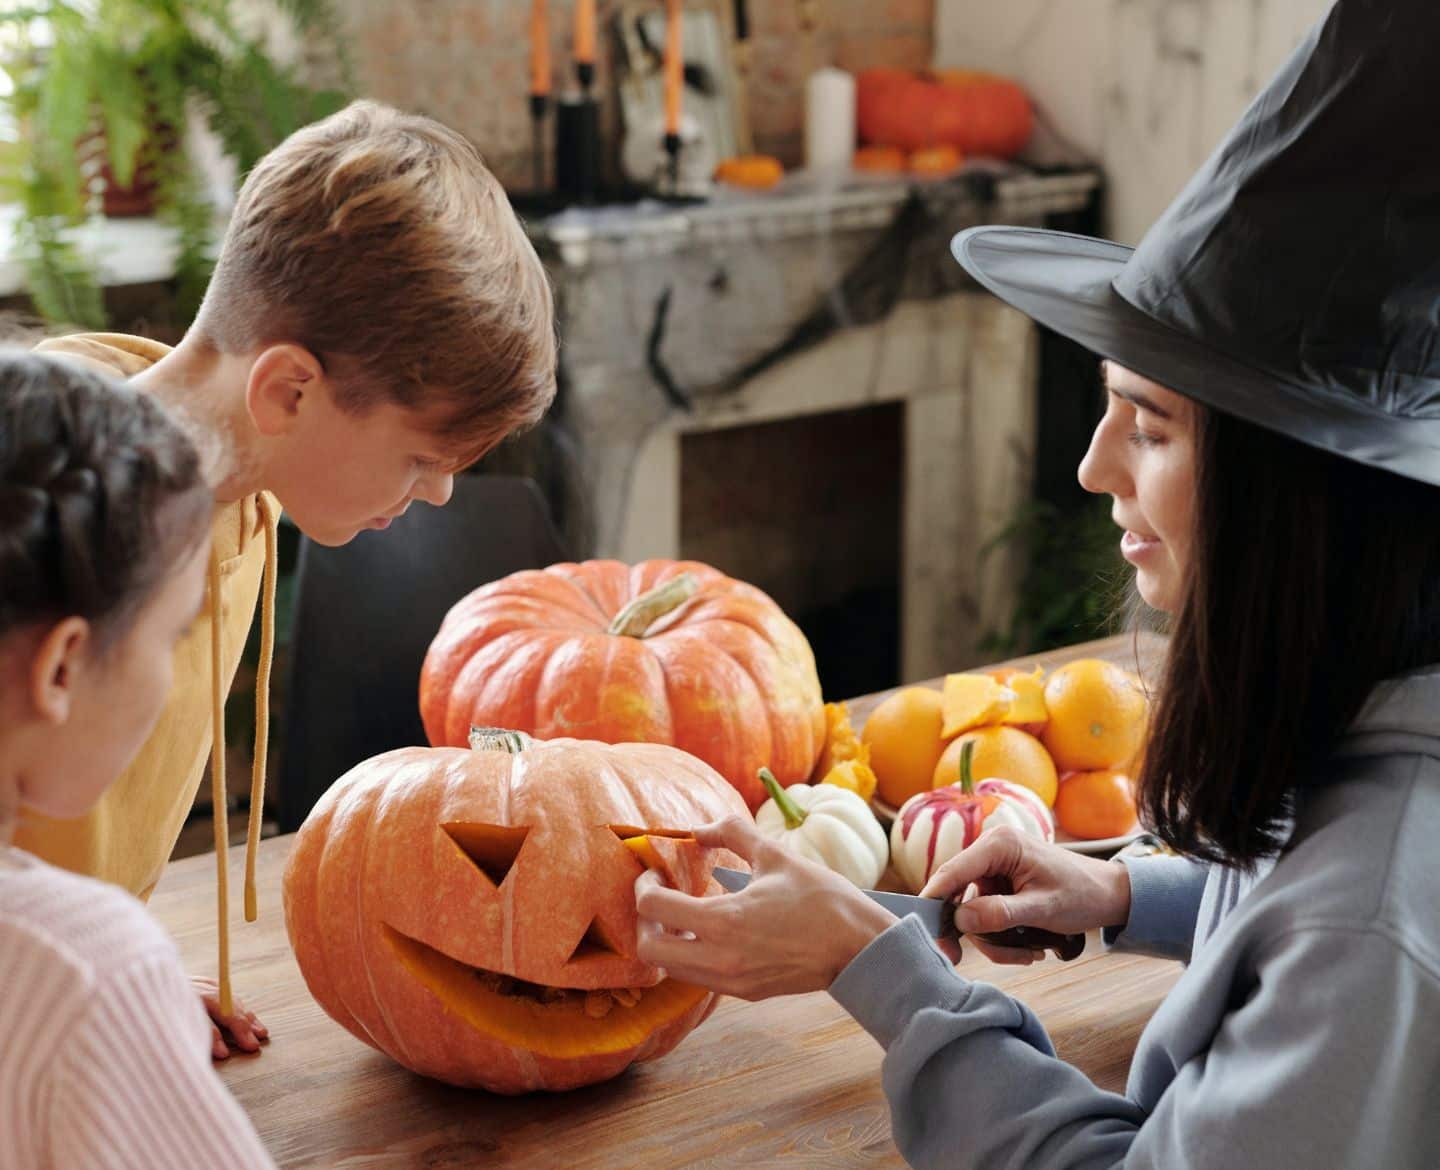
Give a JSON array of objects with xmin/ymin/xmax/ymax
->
[{"xmin": 15, "ymin": 333, "xmax": 278, "ymax": 1013}]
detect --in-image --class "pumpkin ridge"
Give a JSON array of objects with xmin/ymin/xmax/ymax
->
[
  {"xmin": 653, "ymin": 630, "xmax": 772, "ymax": 802},
  {"xmin": 443, "ymin": 631, "xmax": 563, "ymax": 747},
  {"xmin": 560, "ymin": 560, "xmax": 630, "ymax": 622},
  {"xmin": 351, "ymin": 775, "xmax": 406, "ymax": 1059},
  {"xmin": 655, "ymin": 614, "xmax": 823, "ymax": 778},
  {"xmin": 519, "ymin": 572, "xmax": 613, "ymax": 626},
  {"xmin": 711, "ymin": 617, "xmax": 823, "ymax": 766}
]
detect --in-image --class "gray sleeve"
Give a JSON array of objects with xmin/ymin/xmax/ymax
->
[
  {"xmin": 829, "ymin": 915, "xmax": 1440, "ymax": 1170},
  {"xmin": 1102, "ymin": 854, "xmax": 1208, "ymax": 961}
]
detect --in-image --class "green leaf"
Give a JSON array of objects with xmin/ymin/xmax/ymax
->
[
  {"xmin": 35, "ymin": 34, "xmax": 95, "ymax": 154},
  {"xmin": 92, "ymin": 47, "xmax": 149, "ymax": 188}
]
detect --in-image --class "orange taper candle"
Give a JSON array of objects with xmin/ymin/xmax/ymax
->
[
  {"xmin": 664, "ymin": 0, "xmax": 683, "ymax": 135},
  {"xmin": 530, "ymin": 0, "xmax": 551, "ymax": 96},
  {"xmin": 574, "ymin": 0, "xmax": 596, "ymax": 67}
]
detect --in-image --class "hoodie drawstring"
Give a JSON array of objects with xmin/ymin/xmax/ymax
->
[
  {"xmin": 212, "ymin": 494, "xmax": 280, "ymax": 1019},
  {"xmin": 245, "ymin": 494, "xmax": 279, "ymax": 924},
  {"xmin": 208, "ymin": 547, "xmax": 232, "ymax": 1017}
]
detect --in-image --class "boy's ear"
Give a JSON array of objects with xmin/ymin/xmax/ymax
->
[
  {"xmin": 245, "ymin": 344, "xmax": 327, "ymax": 437},
  {"xmin": 30, "ymin": 617, "xmax": 92, "ymax": 726}
]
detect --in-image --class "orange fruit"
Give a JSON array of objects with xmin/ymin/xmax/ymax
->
[
  {"xmin": 1041, "ymin": 659, "xmax": 1148, "ymax": 772},
  {"xmin": 861, "ymin": 687, "xmax": 947, "ymax": 807},
  {"xmin": 988, "ymin": 666, "xmax": 1048, "ymax": 734},
  {"xmin": 1054, "ymin": 770, "xmax": 1139, "ymax": 840},
  {"xmin": 909, "ymin": 144, "xmax": 963, "ymax": 176},
  {"xmin": 932, "ymin": 725, "xmax": 1059, "ymax": 807}
]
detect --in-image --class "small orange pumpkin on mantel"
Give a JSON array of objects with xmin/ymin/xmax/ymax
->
[
  {"xmin": 420, "ymin": 560, "xmax": 826, "ymax": 809},
  {"xmin": 282, "ymin": 728, "xmax": 749, "ymax": 1093}
]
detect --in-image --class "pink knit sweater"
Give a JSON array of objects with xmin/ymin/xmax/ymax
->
[{"xmin": 0, "ymin": 845, "xmax": 275, "ymax": 1169}]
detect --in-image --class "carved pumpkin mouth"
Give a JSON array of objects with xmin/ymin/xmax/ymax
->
[{"xmin": 383, "ymin": 925, "xmax": 708, "ymax": 1058}]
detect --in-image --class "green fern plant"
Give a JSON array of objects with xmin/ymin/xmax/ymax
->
[
  {"xmin": 979, "ymin": 495, "xmax": 1129, "ymax": 657},
  {"xmin": 0, "ymin": 0, "xmax": 351, "ymax": 327}
]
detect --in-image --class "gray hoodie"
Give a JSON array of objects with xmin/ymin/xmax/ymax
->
[{"xmin": 830, "ymin": 669, "xmax": 1440, "ymax": 1168}]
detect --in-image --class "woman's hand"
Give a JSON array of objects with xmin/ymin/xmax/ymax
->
[
  {"xmin": 922, "ymin": 826, "xmax": 1132, "ymax": 965},
  {"xmin": 634, "ymin": 815, "xmax": 898, "ymax": 1000},
  {"xmin": 191, "ymin": 975, "xmax": 269, "ymax": 1060}
]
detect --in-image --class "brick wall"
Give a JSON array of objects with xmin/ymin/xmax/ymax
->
[{"xmin": 336, "ymin": 0, "xmax": 934, "ymax": 189}]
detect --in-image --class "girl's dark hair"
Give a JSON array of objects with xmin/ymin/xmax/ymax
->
[
  {"xmin": 0, "ymin": 352, "xmax": 213, "ymax": 649},
  {"xmin": 1139, "ymin": 402, "xmax": 1440, "ymax": 867}
]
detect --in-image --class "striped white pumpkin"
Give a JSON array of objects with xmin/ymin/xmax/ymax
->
[{"xmin": 890, "ymin": 778, "xmax": 1054, "ymax": 893}]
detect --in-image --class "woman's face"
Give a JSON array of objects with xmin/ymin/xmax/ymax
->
[
  {"xmin": 12, "ymin": 534, "xmax": 211, "ymax": 820},
  {"xmin": 1078, "ymin": 362, "xmax": 1196, "ymax": 614}
]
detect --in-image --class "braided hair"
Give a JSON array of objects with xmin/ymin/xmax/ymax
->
[{"xmin": 0, "ymin": 353, "xmax": 213, "ymax": 649}]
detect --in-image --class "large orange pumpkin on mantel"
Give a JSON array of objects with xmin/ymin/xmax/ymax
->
[
  {"xmin": 420, "ymin": 560, "xmax": 826, "ymax": 810},
  {"xmin": 282, "ymin": 729, "xmax": 749, "ymax": 1093},
  {"xmin": 856, "ymin": 67, "xmax": 1033, "ymax": 158}
]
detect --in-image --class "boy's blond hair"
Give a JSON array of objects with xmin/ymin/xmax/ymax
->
[{"xmin": 195, "ymin": 101, "xmax": 556, "ymax": 461}]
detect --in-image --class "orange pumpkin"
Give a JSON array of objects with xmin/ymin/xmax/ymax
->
[
  {"xmin": 853, "ymin": 144, "xmax": 909, "ymax": 173},
  {"xmin": 715, "ymin": 154, "xmax": 785, "ymax": 188},
  {"xmin": 856, "ymin": 67, "xmax": 1033, "ymax": 158},
  {"xmin": 909, "ymin": 144, "xmax": 964, "ymax": 176},
  {"xmin": 420, "ymin": 560, "xmax": 826, "ymax": 809},
  {"xmin": 282, "ymin": 729, "xmax": 749, "ymax": 1093}
]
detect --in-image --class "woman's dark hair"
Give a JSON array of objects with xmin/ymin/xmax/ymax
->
[
  {"xmin": 0, "ymin": 352, "xmax": 213, "ymax": 649},
  {"xmin": 1139, "ymin": 402, "xmax": 1440, "ymax": 867}
]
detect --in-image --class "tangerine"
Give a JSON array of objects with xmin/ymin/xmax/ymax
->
[{"xmin": 861, "ymin": 687, "xmax": 947, "ymax": 807}]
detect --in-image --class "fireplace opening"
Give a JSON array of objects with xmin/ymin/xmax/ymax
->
[{"xmin": 680, "ymin": 403, "xmax": 903, "ymax": 702}]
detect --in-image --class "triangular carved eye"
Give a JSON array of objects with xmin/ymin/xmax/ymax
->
[
  {"xmin": 567, "ymin": 917, "xmax": 624, "ymax": 963},
  {"xmin": 607, "ymin": 825, "xmax": 695, "ymax": 841},
  {"xmin": 442, "ymin": 823, "xmax": 530, "ymax": 888}
]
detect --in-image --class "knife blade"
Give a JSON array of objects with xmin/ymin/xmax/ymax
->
[{"xmin": 711, "ymin": 866, "xmax": 1085, "ymax": 960}]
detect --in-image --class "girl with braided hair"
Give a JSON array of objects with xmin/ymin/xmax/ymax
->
[{"xmin": 0, "ymin": 353, "xmax": 276, "ymax": 1168}]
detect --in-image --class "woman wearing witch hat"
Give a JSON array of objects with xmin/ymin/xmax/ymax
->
[{"xmin": 635, "ymin": 0, "xmax": 1440, "ymax": 1165}]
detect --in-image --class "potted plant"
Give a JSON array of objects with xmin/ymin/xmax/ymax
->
[{"xmin": 0, "ymin": 0, "xmax": 351, "ymax": 327}]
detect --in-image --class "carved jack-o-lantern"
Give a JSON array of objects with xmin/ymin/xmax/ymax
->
[{"xmin": 282, "ymin": 729, "xmax": 748, "ymax": 1093}]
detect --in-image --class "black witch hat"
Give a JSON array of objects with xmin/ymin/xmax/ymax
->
[{"xmin": 953, "ymin": 0, "xmax": 1440, "ymax": 486}]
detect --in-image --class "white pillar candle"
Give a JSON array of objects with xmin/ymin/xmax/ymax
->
[{"xmin": 805, "ymin": 66, "xmax": 857, "ymax": 172}]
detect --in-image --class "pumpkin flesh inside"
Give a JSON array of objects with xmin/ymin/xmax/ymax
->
[{"xmin": 383, "ymin": 924, "xmax": 708, "ymax": 1059}]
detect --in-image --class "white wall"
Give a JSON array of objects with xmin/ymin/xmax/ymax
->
[{"xmin": 936, "ymin": 0, "xmax": 1333, "ymax": 245}]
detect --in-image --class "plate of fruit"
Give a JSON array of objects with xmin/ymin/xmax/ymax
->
[{"xmin": 829, "ymin": 659, "xmax": 1152, "ymax": 879}]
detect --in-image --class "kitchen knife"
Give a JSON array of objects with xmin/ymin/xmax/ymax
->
[{"xmin": 711, "ymin": 866, "xmax": 1085, "ymax": 960}]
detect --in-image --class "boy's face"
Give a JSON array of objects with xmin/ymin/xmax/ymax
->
[{"xmin": 268, "ymin": 390, "xmax": 466, "ymax": 547}]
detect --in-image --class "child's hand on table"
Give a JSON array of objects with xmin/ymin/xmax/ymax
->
[{"xmin": 191, "ymin": 975, "xmax": 269, "ymax": 1060}]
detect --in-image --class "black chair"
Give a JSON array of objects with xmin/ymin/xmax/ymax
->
[{"xmin": 277, "ymin": 475, "xmax": 569, "ymax": 831}]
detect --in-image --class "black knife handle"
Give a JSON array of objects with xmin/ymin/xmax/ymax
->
[
  {"xmin": 973, "ymin": 924, "xmax": 1086, "ymax": 960},
  {"xmin": 965, "ymin": 876, "xmax": 1086, "ymax": 961}
]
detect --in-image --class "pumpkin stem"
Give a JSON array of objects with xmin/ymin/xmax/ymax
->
[
  {"xmin": 957, "ymin": 739, "xmax": 976, "ymax": 795},
  {"xmin": 468, "ymin": 726, "xmax": 536, "ymax": 754},
  {"xmin": 760, "ymin": 767, "xmax": 806, "ymax": 830},
  {"xmin": 607, "ymin": 573, "xmax": 699, "ymax": 638}
]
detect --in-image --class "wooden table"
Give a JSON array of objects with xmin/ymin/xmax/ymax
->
[{"xmin": 152, "ymin": 634, "xmax": 1177, "ymax": 1170}]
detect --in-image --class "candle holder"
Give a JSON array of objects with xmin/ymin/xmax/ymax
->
[
  {"xmin": 663, "ymin": 130, "xmax": 682, "ymax": 192},
  {"xmin": 529, "ymin": 93, "xmax": 550, "ymax": 192},
  {"xmin": 555, "ymin": 93, "xmax": 601, "ymax": 204}
]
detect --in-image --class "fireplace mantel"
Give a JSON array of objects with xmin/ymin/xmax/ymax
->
[{"xmin": 530, "ymin": 166, "xmax": 1101, "ymax": 684}]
